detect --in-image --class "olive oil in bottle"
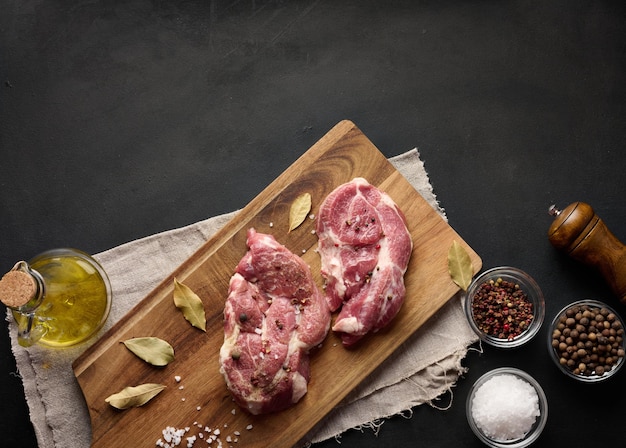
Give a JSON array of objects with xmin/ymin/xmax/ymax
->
[{"xmin": 0, "ymin": 248, "xmax": 111, "ymax": 348}]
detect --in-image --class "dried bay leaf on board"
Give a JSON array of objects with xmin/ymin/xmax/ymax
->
[
  {"xmin": 105, "ymin": 383, "xmax": 166, "ymax": 410},
  {"xmin": 173, "ymin": 278, "xmax": 207, "ymax": 331},
  {"xmin": 122, "ymin": 337, "xmax": 175, "ymax": 367},
  {"xmin": 448, "ymin": 240, "xmax": 473, "ymax": 291},
  {"xmin": 289, "ymin": 192, "xmax": 311, "ymax": 232}
]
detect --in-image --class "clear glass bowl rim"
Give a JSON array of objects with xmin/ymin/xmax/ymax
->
[
  {"xmin": 464, "ymin": 266, "xmax": 545, "ymax": 348},
  {"xmin": 466, "ymin": 367, "xmax": 549, "ymax": 448}
]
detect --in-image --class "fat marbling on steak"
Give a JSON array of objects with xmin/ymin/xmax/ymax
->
[
  {"xmin": 316, "ymin": 177, "xmax": 413, "ymax": 346},
  {"xmin": 219, "ymin": 228, "xmax": 331, "ymax": 415}
]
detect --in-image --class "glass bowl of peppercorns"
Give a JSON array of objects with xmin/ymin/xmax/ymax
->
[
  {"xmin": 464, "ymin": 267, "xmax": 545, "ymax": 348},
  {"xmin": 547, "ymin": 299, "xmax": 626, "ymax": 382}
]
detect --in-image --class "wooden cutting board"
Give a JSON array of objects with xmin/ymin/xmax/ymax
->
[{"xmin": 73, "ymin": 120, "xmax": 481, "ymax": 447}]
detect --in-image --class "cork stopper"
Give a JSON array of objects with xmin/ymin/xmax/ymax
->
[{"xmin": 0, "ymin": 269, "xmax": 37, "ymax": 308}]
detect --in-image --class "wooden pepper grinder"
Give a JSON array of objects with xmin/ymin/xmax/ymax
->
[{"xmin": 548, "ymin": 202, "xmax": 626, "ymax": 304}]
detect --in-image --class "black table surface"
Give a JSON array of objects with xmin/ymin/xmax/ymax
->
[{"xmin": 2, "ymin": 1, "xmax": 625, "ymax": 447}]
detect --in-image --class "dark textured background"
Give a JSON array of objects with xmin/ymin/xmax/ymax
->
[{"xmin": 1, "ymin": 1, "xmax": 625, "ymax": 446}]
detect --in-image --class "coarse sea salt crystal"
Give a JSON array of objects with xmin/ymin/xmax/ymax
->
[{"xmin": 471, "ymin": 373, "xmax": 540, "ymax": 441}]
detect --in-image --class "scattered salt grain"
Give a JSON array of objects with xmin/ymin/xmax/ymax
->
[
  {"xmin": 269, "ymin": 222, "xmax": 274, "ymax": 228},
  {"xmin": 174, "ymin": 375, "xmax": 182, "ymax": 383},
  {"xmin": 158, "ymin": 426, "xmax": 188, "ymax": 447},
  {"xmin": 156, "ymin": 421, "xmax": 247, "ymax": 448},
  {"xmin": 246, "ymin": 425, "xmax": 253, "ymax": 431},
  {"xmin": 231, "ymin": 409, "xmax": 236, "ymax": 415},
  {"xmin": 308, "ymin": 214, "xmax": 315, "ymax": 220},
  {"xmin": 302, "ymin": 249, "xmax": 306, "ymax": 254},
  {"xmin": 179, "ymin": 385, "xmax": 184, "ymax": 390},
  {"xmin": 471, "ymin": 373, "xmax": 540, "ymax": 441},
  {"xmin": 196, "ymin": 406, "xmax": 201, "ymax": 411}
]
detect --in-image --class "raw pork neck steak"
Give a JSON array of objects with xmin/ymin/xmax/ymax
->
[
  {"xmin": 316, "ymin": 177, "xmax": 413, "ymax": 346},
  {"xmin": 219, "ymin": 228, "xmax": 330, "ymax": 415}
]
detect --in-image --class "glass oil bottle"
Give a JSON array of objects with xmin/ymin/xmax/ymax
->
[{"xmin": 0, "ymin": 248, "xmax": 111, "ymax": 347}]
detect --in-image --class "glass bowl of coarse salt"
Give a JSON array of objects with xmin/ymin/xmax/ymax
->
[
  {"xmin": 466, "ymin": 367, "xmax": 548, "ymax": 448},
  {"xmin": 464, "ymin": 267, "xmax": 545, "ymax": 348}
]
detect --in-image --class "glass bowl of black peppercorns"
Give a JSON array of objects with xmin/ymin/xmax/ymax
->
[
  {"xmin": 547, "ymin": 299, "xmax": 626, "ymax": 382},
  {"xmin": 464, "ymin": 267, "xmax": 545, "ymax": 348}
]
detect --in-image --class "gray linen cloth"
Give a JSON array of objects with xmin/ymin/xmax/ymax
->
[{"xmin": 7, "ymin": 149, "xmax": 478, "ymax": 447}]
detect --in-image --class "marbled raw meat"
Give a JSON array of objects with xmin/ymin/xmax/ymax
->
[
  {"xmin": 316, "ymin": 178, "xmax": 413, "ymax": 346},
  {"xmin": 219, "ymin": 228, "xmax": 330, "ymax": 414}
]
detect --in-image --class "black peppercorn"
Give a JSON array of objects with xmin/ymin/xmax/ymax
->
[{"xmin": 551, "ymin": 303, "xmax": 625, "ymax": 377}]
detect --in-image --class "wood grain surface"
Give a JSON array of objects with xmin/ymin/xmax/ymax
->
[{"xmin": 73, "ymin": 120, "xmax": 482, "ymax": 447}]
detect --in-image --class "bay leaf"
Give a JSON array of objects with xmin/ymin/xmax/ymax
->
[
  {"xmin": 105, "ymin": 383, "xmax": 166, "ymax": 410},
  {"xmin": 122, "ymin": 337, "xmax": 175, "ymax": 366},
  {"xmin": 173, "ymin": 278, "xmax": 206, "ymax": 331},
  {"xmin": 288, "ymin": 192, "xmax": 312, "ymax": 232},
  {"xmin": 448, "ymin": 240, "xmax": 473, "ymax": 291}
]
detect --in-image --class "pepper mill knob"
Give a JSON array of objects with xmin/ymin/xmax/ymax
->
[{"xmin": 548, "ymin": 202, "xmax": 626, "ymax": 304}]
